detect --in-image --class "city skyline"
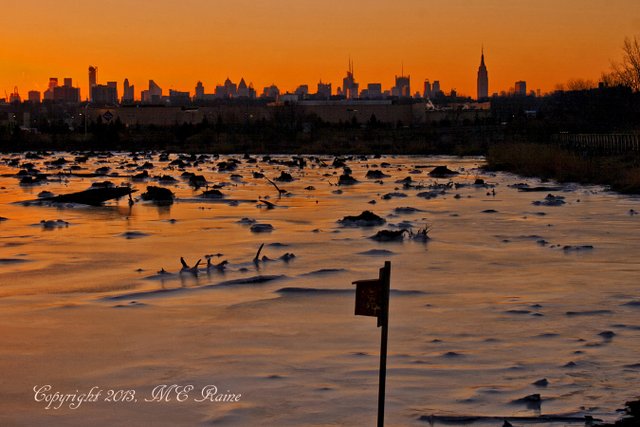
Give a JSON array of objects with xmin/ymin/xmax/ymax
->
[
  {"xmin": 3, "ymin": 53, "xmax": 526, "ymax": 105},
  {"xmin": 1, "ymin": 1, "xmax": 638, "ymax": 100},
  {"xmin": 4, "ymin": 59, "xmax": 474, "ymax": 104}
]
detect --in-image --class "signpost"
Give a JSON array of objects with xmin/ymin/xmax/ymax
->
[{"xmin": 353, "ymin": 261, "xmax": 391, "ymax": 427}]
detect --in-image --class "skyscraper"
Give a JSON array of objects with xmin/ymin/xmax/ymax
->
[
  {"xmin": 43, "ymin": 78, "xmax": 59, "ymax": 101},
  {"xmin": 224, "ymin": 78, "xmax": 237, "ymax": 98},
  {"xmin": 393, "ymin": 72, "xmax": 411, "ymax": 98},
  {"xmin": 432, "ymin": 80, "xmax": 441, "ymax": 97},
  {"xmin": 477, "ymin": 48, "xmax": 489, "ymax": 100},
  {"xmin": 193, "ymin": 81, "xmax": 205, "ymax": 101},
  {"xmin": 237, "ymin": 78, "xmax": 249, "ymax": 98},
  {"xmin": 91, "ymin": 84, "xmax": 117, "ymax": 104},
  {"xmin": 88, "ymin": 66, "xmax": 97, "ymax": 101},
  {"xmin": 142, "ymin": 80, "xmax": 162, "ymax": 103},
  {"xmin": 122, "ymin": 79, "xmax": 134, "ymax": 103},
  {"xmin": 514, "ymin": 81, "xmax": 527, "ymax": 96},
  {"xmin": 423, "ymin": 80, "xmax": 432, "ymax": 99},
  {"xmin": 28, "ymin": 91, "xmax": 41, "ymax": 104},
  {"xmin": 316, "ymin": 81, "xmax": 332, "ymax": 99},
  {"xmin": 342, "ymin": 59, "xmax": 359, "ymax": 100},
  {"xmin": 9, "ymin": 87, "xmax": 21, "ymax": 104},
  {"xmin": 54, "ymin": 78, "xmax": 81, "ymax": 103}
]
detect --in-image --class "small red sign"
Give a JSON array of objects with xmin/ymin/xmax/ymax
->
[{"xmin": 354, "ymin": 279, "xmax": 383, "ymax": 317}]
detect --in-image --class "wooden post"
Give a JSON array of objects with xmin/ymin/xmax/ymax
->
[
  {"xmin": 353, "ymin": 261, "xmax": 391, "ymax": 427},
  {"xmin": 377, "ymin": 261, "xmax": 391, "ymax": 427}
]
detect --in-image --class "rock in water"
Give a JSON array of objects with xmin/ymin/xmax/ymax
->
[
  {"xmin": 250, "ymin": 223, "xmax": 274, "ymax": 233},
  {"xmin": 370, "ymin": 229, "xmax": 408, "ymax": 242},
  {"xmin": 429, "ymin": 165, "xmax": 459, "ymax": 177},
  {"xmin": 365, "ymin": 170, "xmax": 390, "ymax": 179},
  {"xmin": 141, "ymin": 186, "xmax": 174, "ymax": 203},
  {"xmin": 338, "ymin": 211, "xmax": 386, "ymax": 227},
  {"xmin": 338, "ymin": 174, "xmax": 358, "ymax": 185},
  {"xmin": 275, "ymin": 171, "xmax": 294, "ymax": 182}
]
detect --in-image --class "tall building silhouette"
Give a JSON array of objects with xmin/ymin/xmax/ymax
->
[
  {"xmin": 393, "ymin": 66, "xmax": 411, "ymax": 98},
  {"xmin": 122, "ymin": 79, "xmax": 134, "ymax": 103},
  {"xmin": 141, "ymin": 80, "xmax": 162, "ymax": 103},
  {"xmin": 91, "ymin": 83, "xmax": 117, "ymax": 105},
  {"xmin": 28, "ymin": 90, "xmax": 41, "ymax": 104},
  {"xmin": 54, "ymin": 78, "xmax": 80, "ymax": 103},
  {"xmin": 423, "ymin": 79, "xmax": 432, "ymax": 98},
  {"xmin": 224, "ymin": 78, "xmax": 237, "ymax": 98},
  {"xmin": 342, "ymin": 59, "xmax": 359, "ymax": 100},
  {"xmin": 88, "ymin": 66, "xmax": 98, "ymax": 102},
  {"xmin": 432, "ymin": 80, "xmax": 441, "ymax": 97},
  {"xmin": 514, "ymin": 80, "xmax": 527, "ymax": 96},
  {"xmin": 237, "ymin": 78, "xmax": 249, "ymax": 98},
  {"xmin": 316, "ymin": 80, "xmax": 332, "ymax": 99},
  {"xmin": 477, "ymin": 48, "xmax": 488, "ymax": 100},
  {"xmin": 44, "ymin": 77, "xmax": 58, "ymax": 101}
]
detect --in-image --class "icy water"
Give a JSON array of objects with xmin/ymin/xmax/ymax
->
[{"xmin": 0, "ymin": 152, "xmax": 639, "ymax": 426}]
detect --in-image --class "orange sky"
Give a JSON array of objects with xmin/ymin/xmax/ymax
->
[{"xmin": 1, "ymin": 0, "xmax": 638, "ymax": 100}]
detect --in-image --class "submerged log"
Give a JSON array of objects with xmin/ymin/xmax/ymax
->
[{"xmin": 39, "ymin": 187, "xmax": 135, "ymax": 206}]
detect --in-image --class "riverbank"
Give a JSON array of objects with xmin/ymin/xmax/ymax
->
[{"xmin": 485, "ymin": 141, "xmax": 640, "ymax": 194}]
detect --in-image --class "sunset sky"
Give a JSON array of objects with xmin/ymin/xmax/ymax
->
[{"xmin": 1, "ymin": 0, "xmax": 638, "ymax": 100}]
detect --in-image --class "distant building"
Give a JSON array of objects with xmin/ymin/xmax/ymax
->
[
  {"xmin": 294, "ymin": 84, "xmax": 309, "ymax": 99},
  {"xmin": 342, "ymin": 59, "xmax": 359, "ymax": 99},
  {"xmin": 261, "ymin": 84, "xmax": 280, "ymax": 100},
  {"xmin": 224, "ymin": 78, "xmax": 237, "ymax": 98},
  {"xmin": 432, "ymin": 80, "xmax": 442, "ymax": 97},
  {"xmin": 237, "ymin": 78, "xmax": 249, "ymax": 98},
  {"xmin": 169, "ymin": 89, "xmax": 190, "ymax": 106},
  {"xmin": 360, "ymin": 83, "xmax": 382, "ymax": 99},
  {"xmin": 477, "ymin": 48, "xmax": 489, "ymax": 100},
  {"xmin": 107, "ymin": 81, "xmax": 118, "ymax": 102},
  {"xmin": 54, "ymin": 78, "xmax": 81, "ymax": 103},
  {"xmin": 44, "ymin": 78, "xmax": 58, "ymax": 101},
  {"xmin": 423, "ymin": 80, "xmax": 432, "ymax": 98},
  {"xmin": 393, "ymin": 73, "xmax": 411, "ymax": 98},
  {"xmin": 316, "ymin": 81, "xmax": 332, "ymax": 99},
  {"xmin": 141, "ymin": 80, "xmax": 162, "ymax": 103},
  {"xmin": 91, "ymin": 84, "xmax": 117, "ymax": 104},
  {"xmin": 194, "ymin": 81, "xmax": 205, "ymax": 101},
  {"xmin": 28, "ymin": 91, "xmax": 41, "ymax": 104},
  {"xmin": 9, "ymin": 87, "xmax": 21, "ymax": 104},
  {"xmin": 122, "ymin": 79, "xmax": 134, "ymax": 103},
  {"xmin": 88, "ymin": 66, "xmax": 98, "ymax": 101},
  {"xmin": 515, "ymin": 80, "xmax": 527, "ymax": 96},
  {"xmin": 280, "ymin": 93, "xmax": 299, "ymax": 103},
  {"xmin": 210, "ymin": 78, "xmax": 246, "ymax": 99}
]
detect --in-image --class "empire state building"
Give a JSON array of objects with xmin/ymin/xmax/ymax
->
[{"xmin": 477, "ymin": 48, "xmax": 489, "ymax": 100}]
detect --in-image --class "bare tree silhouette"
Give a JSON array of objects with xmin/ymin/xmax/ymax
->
[{"xmin": 604, "ymin": 35, "xmax": 640, "ymax": 92}]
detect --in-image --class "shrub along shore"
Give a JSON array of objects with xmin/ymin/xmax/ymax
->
[{"xmin": 485, "ymin": 141, "xmax": 640, "ymax": 194}]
